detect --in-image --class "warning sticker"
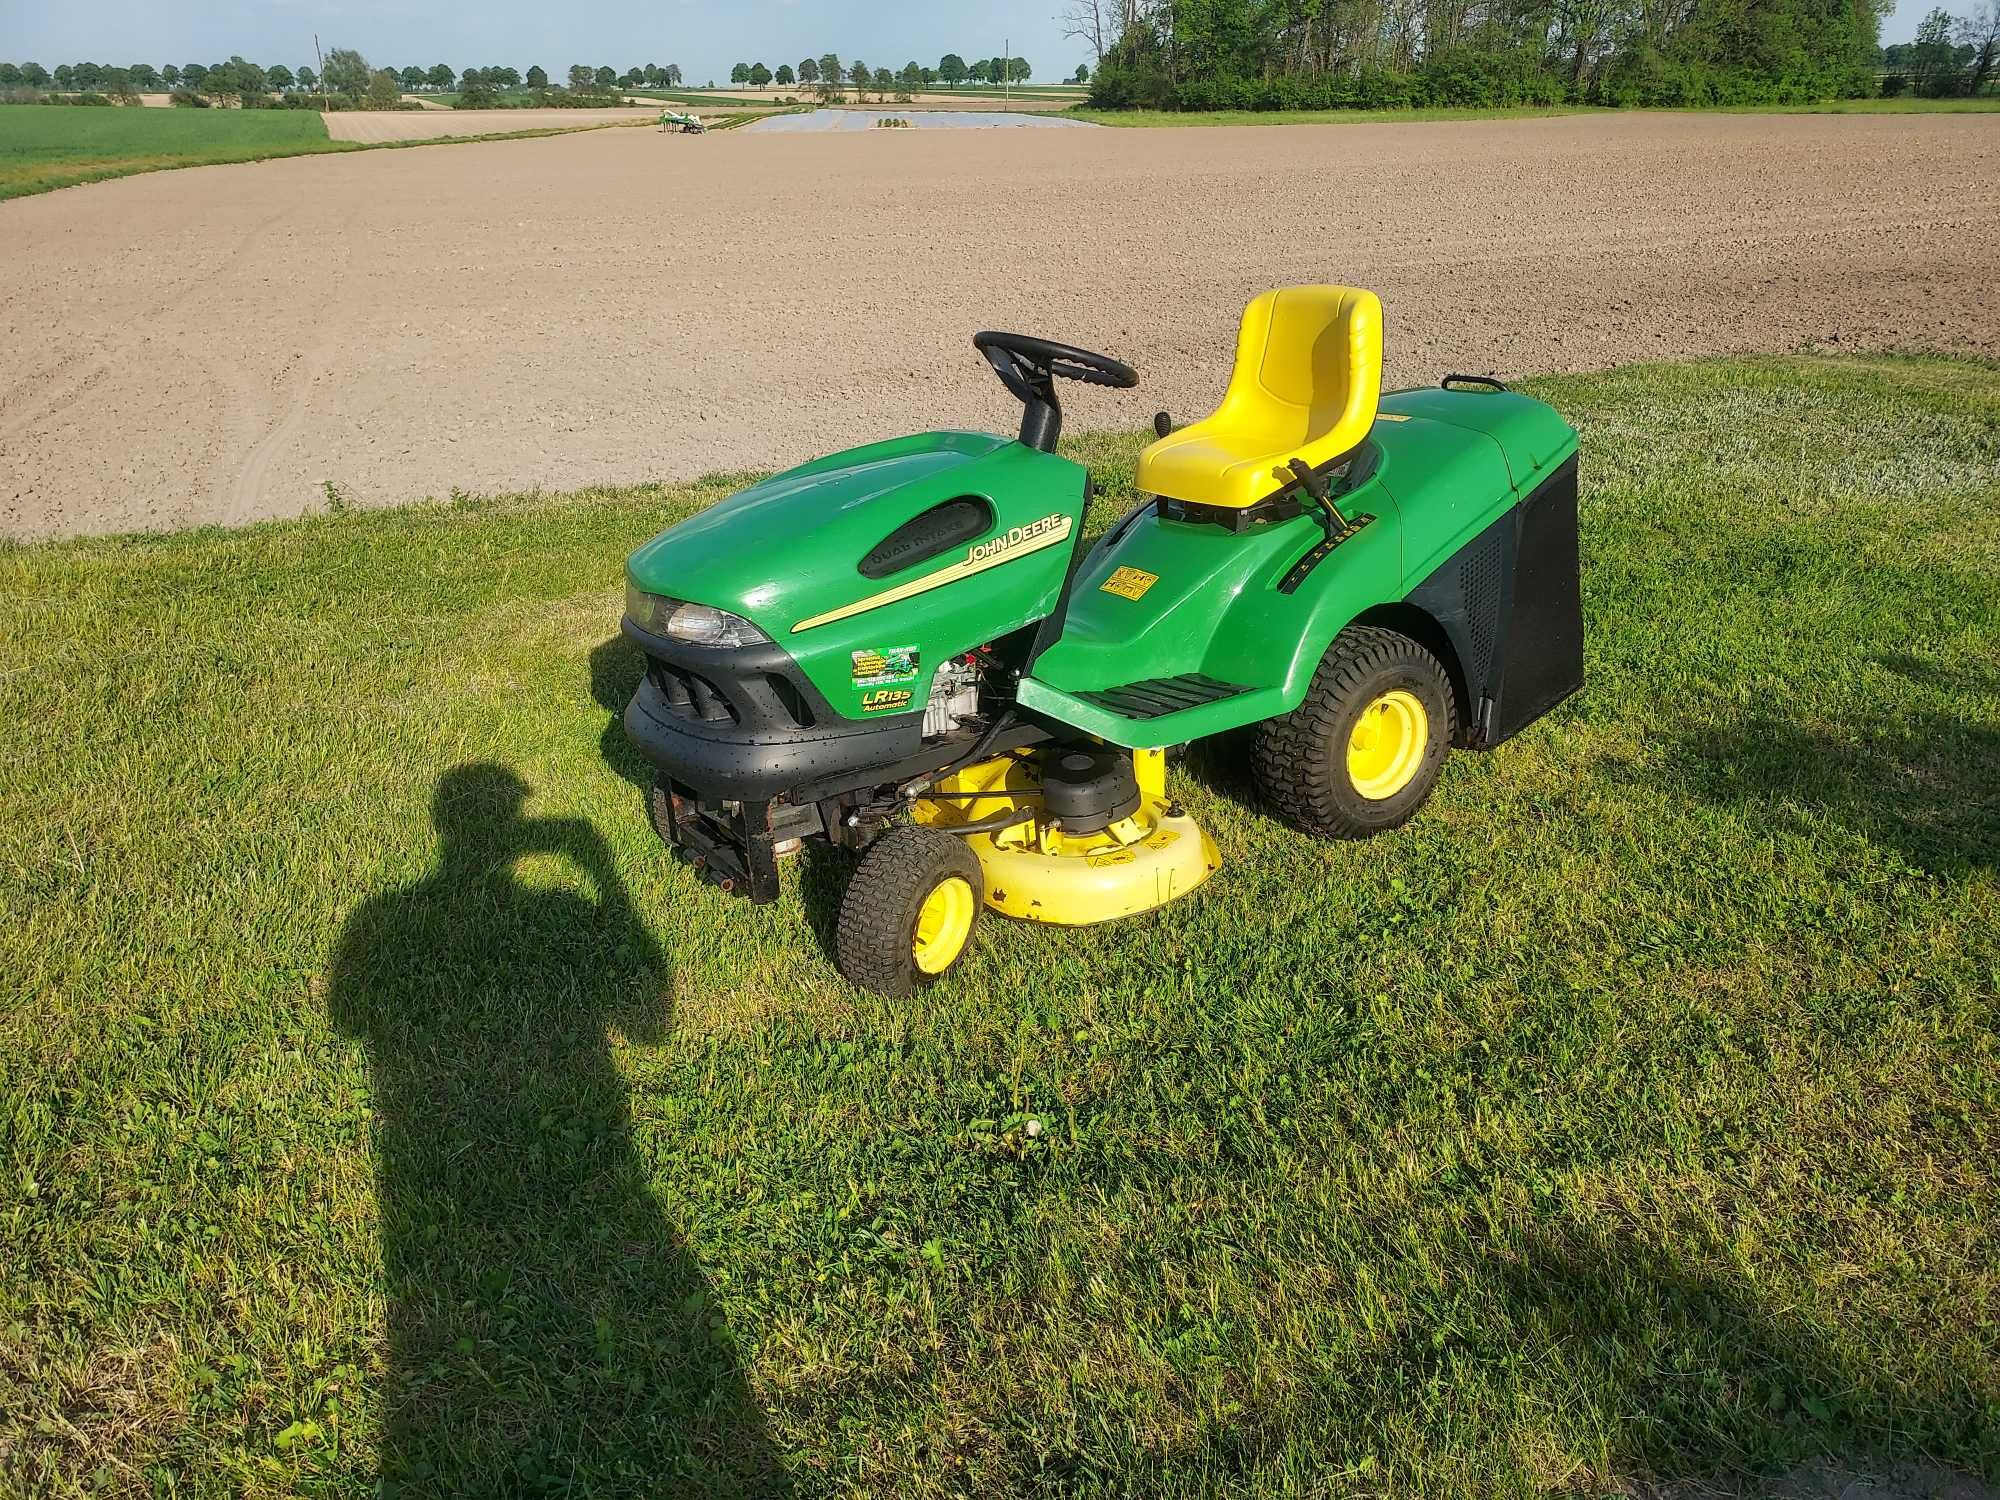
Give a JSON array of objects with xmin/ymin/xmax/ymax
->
[
  {"xmin": 1375, "ymin": 413, "xmax": 1412, "ymax": 423},
  {"xmin": 1099, "ymin": 566, "xmax": 1160, "ymax": 601},
  {"xmin": 1086, "ymin": 849, "xmax": 1137, "ymax": 867},
  {"xmin": 851, "ymin": 645, "xmax": 919, "ymax": 686}
]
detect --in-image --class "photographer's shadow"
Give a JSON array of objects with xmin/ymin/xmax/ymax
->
[{"xmin": 328, "ymin": 763, "xmax": 782, "ymax": 1493}]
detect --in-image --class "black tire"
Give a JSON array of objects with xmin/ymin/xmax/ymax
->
[
  {"xmin": 1252, "ymin": 626, "xmax": 1456, "ymax": 839},
  {"xmin": 835, "ymin": 826, "xmax": 984, "ymax": 997}
]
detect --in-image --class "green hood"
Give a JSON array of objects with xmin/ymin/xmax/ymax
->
[{"xmin": 626, "ymin": 430, "xmax": 1089, "ymax": 719}]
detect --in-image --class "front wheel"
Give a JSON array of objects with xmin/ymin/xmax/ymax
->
[
  {"xmin": 835, "ymin": 826, "xmax": 984, "ymax": 997},
  {"xmin": 1252, "ymin": 626, "xmax": 1456, "ymax": 839}
]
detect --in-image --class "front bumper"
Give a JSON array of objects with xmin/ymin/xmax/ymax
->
[{"xmin": 620, "ymin": 616, "xmax": 922, "ymax": 804}]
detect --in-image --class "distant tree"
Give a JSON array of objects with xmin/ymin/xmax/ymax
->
[
  {"xmin": 74, "ymin": 62, "xmax": 103, "ymax": 89},
  {"xmin": 491, "ymin": 66, "xmax": 520, "ymax": 87},
  {"xmin": 798, "ymin": 56, "xmax": 819, "ymax": 84},
  {"xmin": 594, "ymin": 65, "xmax": 616, "ymax": 88},
  {"xmin": 873, "ymin": 65, "xmax": 893, "ymax": 91},
  {"xmin": 642, "ymin": 63, "xmax": 661, "ymax": 85},
  {"xmin": 526, "ymin": 64, "xmax": 547, "ymax": 88},
  {"xmin": 0, "ymin": 63, "xmax": 20, "ymax": 86},
  {"xmin": 921, "ymin": 66, "xmax": 938, "ymax": 84},
  {"xmin": 849, "ymin": 58, "xmax": 871, "ymax": 95},
  {"xmin": 423, "ymin": 63, "xmax": 451, "ymax": 90},
  {"xmin": 1059, "ymin": 0, "xmax": 1110, "ymax": 65},
  {"xmin": 1912, "ymin": 7, "xmax": 1960, "ymax": 92},
  {"xmin": 568, "ymin": 64, "xmax": 593, "ymax": 91},
  {"xmin": 399, "ymin": 65, "xmax": 424, "ymax": 89},
  {"xmin": 458, "ymin": 70, "xmax": 498, "ymax": 106},
  {"xmin": 1073, "ymin": 62, "xmax": 1090, "ymax": 82},
  {"xmin": 939, "ymin": 52, "xmax": 967, "ymax": 87},
  {"xmin": 199, "ymin": 61, "xmax": 235, "ymax": 103},
  {"xmin": 1959, "ymin": 0, "xmax": 1998, "ymax": 93},
  {"xmin": 366, "ymin": 68, "xmax": 401, "ymax": 109},
  {"xmin": 294, "ymin": 64, "xmax": 313, "ymax": 91},
  {"xmin": 52, "ymin": 64, "xmax": 75, "ymax": 89},
  {"xmin": 899, "ymin": 60, "xmax": 922, "ymax": 89},
  {"xmin": 664, "ymin": 64, "xmax": 682, "ymax": 84},
  {"xmin": 23, "ymin": 61, "xmax": 50, "ymax": 86},
  {"xmin": 265, "ymin": 63, "xmax": 291, "ymax": 90},
  {"xmin": 731, "ymin": 62, "xmax": 751, "ymax": 84},
  {"xmin": 749, "ymin": 61, "xmax": 772, "ymax": 87},
  {"xmin": 1009, "ymin": 57, "xmax": 1031, "ymax": 81},
  {"xmin": 162, "ymin": 64, "xmax": 181, "ymax": 86},
  {"xmin": 775, "ymin": 63, "xmax": 794, "ymax": 85},
  {"xmin": 131, "ymin": 62, "xmax": 163, "ymax": 88},
  {"xmin": 818, "ymin": 53, "xmax": 842, "ymax": 97},
  {"xmin": 182, "ymin": 62, "xmax": 207, "ymax": 88},
  {"xmin": 620, "ymin": 68, "xmax": 641, "ymax": 88},
  {"xmin": 322, "ymin": 47, "xmax": 370, "ymax": 103}
]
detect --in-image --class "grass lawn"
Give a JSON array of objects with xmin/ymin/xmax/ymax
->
[
  {"xmin": 1060, "ymin": 97, "xmax": 1996, "ymax": 126},
  {"xmin": 1062, "ymin": 103, "xmax": 1589, "ymax": 126},
  {"xmin": 0, "ymin": 105, "xmax": 645, "ymax": 202},
  {"xmin": 1714, "ymin": 95, "xmax": 2000, "ymax": 113},
  {"xmin": 1, "ymin": 355, "xmax": 1995, "ymax": 1495}
]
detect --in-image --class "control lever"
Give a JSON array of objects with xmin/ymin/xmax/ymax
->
[{"xmin": 1285, "ymin": 457, "xmax": 1349, "ymax": 540}]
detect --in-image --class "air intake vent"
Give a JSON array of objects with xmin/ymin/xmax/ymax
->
[{"xmin": 859, "ymin": 498, "xmax": 994, "ymax": 578}]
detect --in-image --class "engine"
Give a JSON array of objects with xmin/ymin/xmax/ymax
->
[{"xmin": 923, "ymin": 654, "xmax": 984, "ymax": 738}]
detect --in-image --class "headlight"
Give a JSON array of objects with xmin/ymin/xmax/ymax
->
[{"xmin": 625, "ymin": 584, "xmax": 770, "ymax": 648}]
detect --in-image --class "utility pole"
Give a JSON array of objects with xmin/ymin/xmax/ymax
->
[
  {"xmin": 1004, "ymin": 35, "xmax": 1010, "ymax": 105},
  {"xmin": 314, "ymin": 33, "xmax": 328, "ymax": 111}
]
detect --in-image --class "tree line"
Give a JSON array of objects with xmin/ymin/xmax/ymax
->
[
  {"xmin": 724, "ymin": 53, "xmax": 1045, "ymax": 95},
  {"xmin": 1069, "ymin": 0, "xmax": 1998, "ymax": 109},
  {"xmin": 0, "ymin": 54, "xmax": 694, "ymax": 108}
]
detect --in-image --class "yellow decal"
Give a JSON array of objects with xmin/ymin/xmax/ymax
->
[
  {"xmin": 792, "ymin": 513, "xmax": 1074, "ymax": 633},
  {"xmin": 1086, "ymin": 849, "xmax": 1137, "ymax": 867},
  {"xmin": 861, "ymin": 688, "xmax": 913, "ymax": 713},
  {"xmin": 1375, "ymin": 413, "xmax": 1411, "ymax": 423},
  {"xmin": 1099, "ymin": 566, "xmax": 1160, "ymax": 601},
  {"xmin": 1143, "ymin": 829, "xmax": 1181, "ymax": 850}
]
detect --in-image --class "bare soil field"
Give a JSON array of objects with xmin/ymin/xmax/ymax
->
[
  {"xmin": 322, "ymin": 106, "xmax": 659, "ymax": 142},
  {"xmin": 1, "ymin": 110, "xmax": 1995, "ymax": 539}
]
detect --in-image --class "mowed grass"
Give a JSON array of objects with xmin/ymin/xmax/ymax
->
[
  {"xmin": 1060, "ymin": 96, "xmax": 1996, "ymax": 126},
  {"xmin": 1062, "ymin": 103, "xmax": 1590, "ymax": 126},
  {"xmin": 1, "ymin": 356, "xmax": 1996, "ymax": 1495},
  {"xmin": 0, "ymin": 105, "xmax": 645, "ymax": 201}
]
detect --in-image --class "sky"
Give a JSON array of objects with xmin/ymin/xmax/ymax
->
[
  {"xmin": 2, "ymin": 1, "xmax": 1090, "ymax": 83},
  {"xmin": 2, "ymin": 0, "xmax": 1938, "ymax": 78}
]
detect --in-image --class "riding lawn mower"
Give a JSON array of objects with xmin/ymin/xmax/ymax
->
[{"xmin": 619, "ymin": 286, "xmax": 1583, "ymax": 995}]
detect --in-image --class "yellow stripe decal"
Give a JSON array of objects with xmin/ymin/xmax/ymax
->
[{"xmin": 790, "ymin": 515, "xmax": 1074, "ymax": 633}]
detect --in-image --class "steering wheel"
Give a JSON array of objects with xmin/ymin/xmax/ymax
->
[{"xmin": 973, "ymin": 331, "xmax": 1140, "ymax": 400}]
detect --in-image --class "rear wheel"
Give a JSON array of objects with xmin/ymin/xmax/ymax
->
[
  {"xmin": 836, "ymin": 826, "xmax": 984, "ymax": 997},
  {"xmin": 1253, "ymin": 626, "xmax": 1456, "ymax": 839}
]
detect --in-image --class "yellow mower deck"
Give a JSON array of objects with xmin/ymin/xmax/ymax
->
[{"xmin": 913, "ymin": 749, "xmax": 1220, "ymax": 925}]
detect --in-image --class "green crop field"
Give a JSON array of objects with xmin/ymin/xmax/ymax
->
[
  {"xmin": 0, "ymin": 104, "xmax": 648, "ymax": 201},
  {"xmin": 0, "ymin": 105, "xmax": 346, "ymax": 199},
  {"xmin": 1, "ymin": 355, "xmax": 1995, "ymax": 1495}
]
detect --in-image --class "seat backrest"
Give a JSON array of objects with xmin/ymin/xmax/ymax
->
[{"xmin": 1220, "ymin": 285, "xmax": 1382, "ymax": 459}]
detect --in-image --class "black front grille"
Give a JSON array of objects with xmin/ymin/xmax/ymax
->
[{"xmin": 649, "ymin": 663, "xmax": 739, "ymax": 725}]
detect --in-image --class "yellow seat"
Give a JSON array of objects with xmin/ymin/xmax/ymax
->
[{"xmin": 1138, "ymin": 286, "xmax": 1383, "ymax": 510}]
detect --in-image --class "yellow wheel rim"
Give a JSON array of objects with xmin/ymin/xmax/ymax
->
[
  {"xmin": 1346, "ymin": 689, "xmax": 1429, "ymax": 800},
  {"xmin": 912, "ymin": 876, "xmax": 975, "ymax": 975}
]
